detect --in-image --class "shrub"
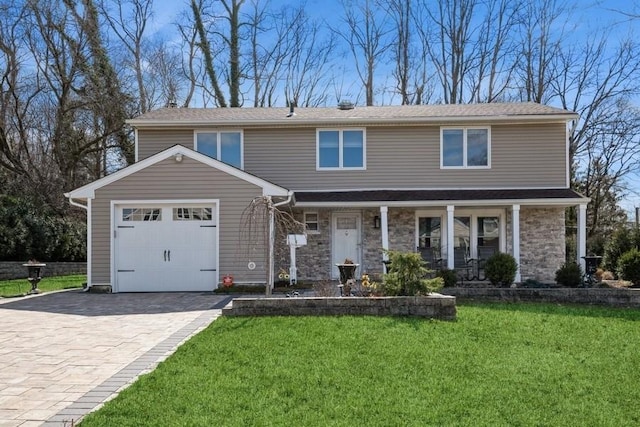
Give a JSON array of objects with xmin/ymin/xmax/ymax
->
[
  {"xmin": 617, "ymin": 248, "xmax": 640, "ymax": 286},
  {"xmin": 436, "ymin": 268, "xmax": 458, "ymax": 288},
  {"xmin": 484, "ymin": 252, "xmax": 518, "ymax": 287},
  {"xmin": 382, "ymin": 250, "xmax": 443, "ymax": 296},
  {"xmin": 555, "ymin": 262, "xmax": 583, "ymax": 287},
  {"xmin": 603, "ymin": 227, "xmax": 640, "ymax": 274},
  {"xmin": 0, "ymin": 195, "xmax": 86, "ymax": 261}
]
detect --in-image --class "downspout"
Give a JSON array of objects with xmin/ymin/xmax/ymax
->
[
  {"xmin": 267, "ymin": 191, "xmax": 294, "ymax": 296},
  {"xmin": 66, "ymin": 196, "xmax": 91, "ymax": 292}
]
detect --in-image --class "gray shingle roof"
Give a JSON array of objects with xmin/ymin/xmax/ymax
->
[{"xmin": 127, "ymin": 102, "xmax": 577, "ymax": 127}]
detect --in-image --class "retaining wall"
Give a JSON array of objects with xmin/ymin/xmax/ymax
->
[
  {"xmin": 222, "ymin": 295, "xmax": 457, "ymax": 320},
  {"xmin": 441, "ymin": 287, "xmax": 640, "ymax": 308},
  {"xmin": 0, "ymin": 262, "xmax": 86, "ymax": 280}
]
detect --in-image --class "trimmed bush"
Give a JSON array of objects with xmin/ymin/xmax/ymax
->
[
  {"xmin": 382, "ymin": 250, "xmax": 443, "ymax": 295},
  {"xmin": 555, "ymin": 262, "xmax": 583, "ymax": 287},
  {"xmin": 617, "ymin": 248, "xmax": 640, "ymax": 286},
  {"xmin": 484, "ymin": 252, "xmax": 518, "ymax": 287},
  {"xmin": 436, "ymin": 268, "xmax": 458, "ymax": 288}
]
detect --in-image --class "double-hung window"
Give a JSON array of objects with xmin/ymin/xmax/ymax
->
[
  {"xmin": 441, "ymin": 127, "xmax": 490, "ymax": 168},
  {"xmin": 195, "ymin": 130, "xmax": 243, "ymax": 168},
  {"xmin": 317, "ymin": 129, "xmax": 365, "ymax": 170}
]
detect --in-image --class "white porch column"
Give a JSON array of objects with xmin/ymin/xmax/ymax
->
[
  {"xmin": 577, "ymin": 203, "xmax": 587, "ymax": 270},
  {"xmin": 446, "ymin": 205, "xmax": 455, "ymax": 269},
  {"xmin": 512, "ymin": 204, "xmax": 521, "ymax": 283},
  {"xmin": 380, "ymin": 206, "xmax": 389, "ymax": 263}
]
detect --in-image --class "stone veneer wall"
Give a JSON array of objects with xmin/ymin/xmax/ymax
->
[
  {"xmin": 289, "ymin": 208, "xmax": 417, "ymax": 282},
  {"xmin": 0, "ymin": 262, "xmax": 86, "ymax": 280},
  {"xmin": 442, "ymin": 287, "xmax": 640, "ymax": 308},
  {"xmin": 223, "ymin": 295, "xmax": 457, "ymax": 320},
  {"xmin": 506, "ymin": 207, "xmax": 565, "ymax": 282}
]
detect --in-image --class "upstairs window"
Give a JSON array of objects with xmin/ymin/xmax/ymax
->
[
  {"xmin": 195, "ymin": 131, "xmax": 243, "ymax": 168},
  {"xmin": 317, "ymin": 129, "xmax": 365, "ymax": 170},
  {"xmin": 441, "ymin": 127, "xmax": 490, "ymax": 168}
]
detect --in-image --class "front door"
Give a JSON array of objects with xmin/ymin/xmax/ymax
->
[{"xmin": 332, "ymin": 212, "xmax": 361, "ymax": 279}]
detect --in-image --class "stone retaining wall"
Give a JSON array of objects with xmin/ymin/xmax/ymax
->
[
  {"xmin": 0, "ymin": 262, "xmax": 86, "ymax": 280},
  {"xmin": 441, "ymin": 287, "xmax": 640, "ymax": 308},
  {"xmin": 222, "ymin": 295, "xmax": 457, "ymax": 320}
]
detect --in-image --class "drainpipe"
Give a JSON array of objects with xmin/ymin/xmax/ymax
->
[
  {"xmin": 66, "ymin": 196, "xmax": 91, "ymax": 292},
  {"xmin": 267, "ymin": 191, "xmax": 294, "ymax": 296}
]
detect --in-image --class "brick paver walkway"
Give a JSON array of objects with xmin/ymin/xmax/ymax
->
[{"xmin": 0, "ymin": 290, "xmax": 230, "ymax": 427}]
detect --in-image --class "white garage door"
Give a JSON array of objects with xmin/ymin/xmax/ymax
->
[{"xmin": 114, "ymin": 203, "xmax": 218, "ymax": 292}]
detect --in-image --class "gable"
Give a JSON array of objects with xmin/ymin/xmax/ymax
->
[{"xmin": 66, "ymin": 145, "xmax": 290, "ymax": 200}]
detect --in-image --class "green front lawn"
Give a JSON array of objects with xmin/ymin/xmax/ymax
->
[
  {"xmin": 0, "ymin": 274, "xmax": 85, "ymax": 297},
  {"xmin": 81, "ymin": 303, "xmax": 640, "ymax": 426}
]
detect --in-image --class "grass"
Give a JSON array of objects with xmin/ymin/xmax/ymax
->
[
  {"xmin": 0, "ymin": 274, "xmax": 85, "ymax": 297},
  {"xmin": 80, "ymin": 303, "xmax": 640, "ymax": 426}
]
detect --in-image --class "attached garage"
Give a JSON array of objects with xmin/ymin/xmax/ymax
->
[
  {"xmin": 65, "ymin": 145, "xmax": 291, "ymax": 293},
  {"xmin": 114, "ymin": 202, "xmax": 218, "ymax": 292}
]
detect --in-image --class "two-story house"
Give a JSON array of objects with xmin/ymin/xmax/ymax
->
[{"xmin": 66, "ymin": 103, "xmax": 589, "ymax": 292}]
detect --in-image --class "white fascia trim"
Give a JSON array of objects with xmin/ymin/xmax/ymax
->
[
  {"xmin": 294, "ymin": 198, "xmax": 589, "ymax": 208},
  {"xmin": 127, "ymin": 114, "xmax": 579, "ymax": 128},
  {"xmin": 295, "ymin": 185, "xmax": 577, "ymax": 192},
  {"xmin": 66, "ymin": 145, "xmax": 289, "ymax": 199}
]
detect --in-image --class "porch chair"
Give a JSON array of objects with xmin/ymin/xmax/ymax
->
[
  {"xmin": 454, "ymin": 247, "xmax": 475, "ymax": 283},
  {"xmin": 417, "ymin": 247, "xmax": 443, "ymax": 271}
]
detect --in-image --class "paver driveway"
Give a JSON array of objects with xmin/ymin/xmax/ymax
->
[{"xmin": 0, "ymin": 290, "xmax": 231, "ymax": 427}]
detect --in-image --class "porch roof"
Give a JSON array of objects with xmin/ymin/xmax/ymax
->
[{"xmin": 293, "ymin": 188, "xmax": 589, "ymax": 207}]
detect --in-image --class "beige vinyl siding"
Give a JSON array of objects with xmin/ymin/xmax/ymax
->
[
  {"xmin": 137, "ymin": 129, "xmax": 194, "ymax": 160},
  {"xmin": 91, "ymin": 157, "xmax": 265, "ymax": 286},
  {"xmin": 136, "ymin": 122, "xmax": 568, "ymax": 189},
  {"xmin": 242, "ymin": 123, "xmax": 567, "ymax": 189}
]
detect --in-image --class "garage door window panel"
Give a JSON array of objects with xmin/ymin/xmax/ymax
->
[
  {"xmin": 173, "ymin": 207, "xmax": 213, "ymax": 221},
  {"xmin": 122, "ymin": 208, "xmax": 161, "ymax": 221}
]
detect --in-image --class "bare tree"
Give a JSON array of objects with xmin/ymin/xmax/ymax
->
[
  {"xmin": 468, "ymin": 0, "xmax": 519, "ymax": 102},
  {"xmin": 191, "ymin": 0, "xmax": 228, "ymax": 107},
  {"xmin": 245, "ymin": 0, "xmax": 292, "ymax": 107},
  {"xmin": 98, "ymin": 0, "xmax": 153, "ymax": 113},
  {"xmin": 335, "ymin": 0, "xmax": 391, "ymax": 106},
  {"xmin": 425, "ymin": 0, "xmax": 478, "ymax": 104},
  {"xmin": 515, "ymin": 0, "xmax": 570, "ymax": 103},
  {"xmin": 283, "ymin": 12, "xmax": 336, "ymax": 107}
]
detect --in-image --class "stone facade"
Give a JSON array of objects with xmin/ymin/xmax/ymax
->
[
  {"xmin": 285, "ymin": 206, "xmax": 566, "ymax": 284},
  {"xmin": 507, "ymin": 207, "xmax": 565, "ymax": 282}
]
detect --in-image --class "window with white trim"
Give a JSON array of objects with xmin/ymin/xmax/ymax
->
[
  {"xmin": 304, "ymin": 212, "xmax": 320, "ymax": 234},
  {"xmin": 195, "ymin": 131, "xmax": 243, "ymax": 168},
  {"xmin": 317, "ymin": 129, "xmax": 365, "ymax": 169},
  {"xmin": 441, "ymin": 127, "xmax": 490, "ymax": 168}
]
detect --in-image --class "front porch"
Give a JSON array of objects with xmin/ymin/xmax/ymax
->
[{"xmin": 287, "ymin": 189, "xmax": 589, "ymax": 284}]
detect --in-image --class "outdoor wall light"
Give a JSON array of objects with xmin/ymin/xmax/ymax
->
[
  {"xmin": 373, "ymin": 215, "xmax": 381, "ymax": 229},
  {"xmin": 174, "ymin": 153, "xmax": 183, "ymax": 163}
]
